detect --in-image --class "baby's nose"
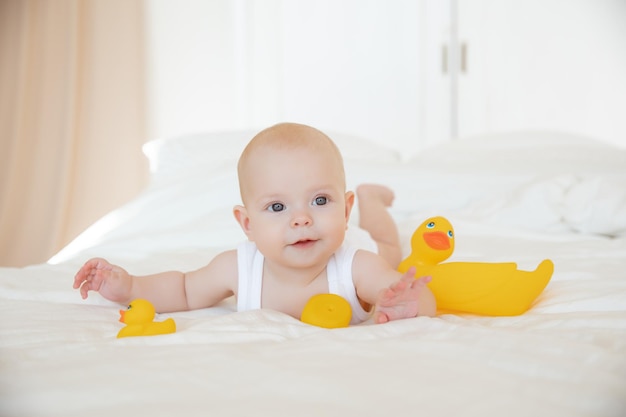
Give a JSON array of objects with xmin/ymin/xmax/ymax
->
[{"xmin": 291, "ymin": 213, "xmax": 312, "ymax": 227}]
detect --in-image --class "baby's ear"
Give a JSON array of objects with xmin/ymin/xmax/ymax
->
[
  {"xmin": 233, "ymin": 205, "xmax": 252, "ymax": 237},
  {"xmin": 344, "ymin": 191, "xmax": 355, "ymax": 221}
]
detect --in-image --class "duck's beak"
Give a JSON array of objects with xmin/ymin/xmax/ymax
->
[
  {"xmin": 119, "ymin": 310, "xmax": 126, "ymax": 323},
  {"xmin": 423, "ymin": 231, "xmax": 450, "ymax": 250}
]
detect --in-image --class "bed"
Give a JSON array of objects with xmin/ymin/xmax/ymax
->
[{"xmin": 1, "ymin": 130, "xmax": 625, "ymax": 417}]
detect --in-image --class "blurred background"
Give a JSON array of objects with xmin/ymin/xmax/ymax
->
[{"xmin": 1, "ymin": 0, "xmax": 625, "ymax": 266}]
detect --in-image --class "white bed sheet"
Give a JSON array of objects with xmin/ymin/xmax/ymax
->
[{"xmin": 1, "ymin": 130, "xmax": 625, "ymax": 417}]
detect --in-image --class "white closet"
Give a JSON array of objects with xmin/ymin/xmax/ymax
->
[{"xmin": 454, "ymin": 0, "xmax": 626, "ymax": 145}]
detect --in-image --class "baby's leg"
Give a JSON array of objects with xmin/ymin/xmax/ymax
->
[{"xmin": 356, "ymin": 184, "xmax": 402, "ymax": 268}]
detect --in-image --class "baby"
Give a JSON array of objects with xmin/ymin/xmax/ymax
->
[{"xmin": 73, "ymin": 123, "xmax": 435, "ymax": 324}]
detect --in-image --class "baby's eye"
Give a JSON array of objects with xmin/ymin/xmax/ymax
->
[
  {"xmin": 313, "ymin": 196, "xmax": 328, "ymax": 206},
  {"xmin": 427, "ymin": 221, "xmax": 435, "ymax": 228},
  {"xmin": 268, "ymin": 203, "xmax": 285, "ymax": 212}
]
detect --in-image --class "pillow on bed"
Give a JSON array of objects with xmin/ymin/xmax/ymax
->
[
  {"xmin": 562, "ymin": 175, "xmax": 626, "ymax": 236},
  {"xmin": 458, "ymin": 173, "xmax": 626, "ymax": 237},
  {"xmin": 142, "ymin": 129, "xmax": 401, "ymax": 187},
  {"xmin": 401, "ymin": 131, "xmax": 626, "ymax": 236},
  {"xmin": 409, "ymin": 130, "xmax": 625, "ymax": 175}
]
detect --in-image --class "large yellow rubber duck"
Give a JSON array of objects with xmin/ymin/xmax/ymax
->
[
  {"xmin": 398, "ymin": 216, "xmax": 553, "ymax": 316},
  {"xmin": 117, "ymin": 299, "xmax": 176, "ymax": 338}
]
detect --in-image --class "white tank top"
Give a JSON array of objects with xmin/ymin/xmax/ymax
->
[{"xmin": 236, "ymin": 241, "xmax": 371, "ymax": 324}]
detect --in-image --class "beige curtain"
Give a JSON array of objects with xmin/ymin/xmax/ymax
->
[{"xmin": 0, "ymin": 0, "xmax": 148, "ymax": 267}]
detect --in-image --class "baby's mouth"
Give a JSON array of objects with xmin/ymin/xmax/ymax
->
[{"xmin": 291, "ymin": 238, "xmax": 317, "ymax": 248}]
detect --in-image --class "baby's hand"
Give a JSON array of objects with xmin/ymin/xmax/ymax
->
[
  {"xmin": 73, "ymin": 258, "xmax": 132, "ymax": 302},
  {"xmin": 373, "ymin": 267, "xmax": 432, "ymax": 324}
]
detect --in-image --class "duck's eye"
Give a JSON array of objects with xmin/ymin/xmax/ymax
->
[
  {"xmin": 127, "ymin": 305, "xmax": 132, "ymax": 310},
  {"xmin": 448, "ymin": 230, "xmax": 454, "ymax": 238},
  {"xmin": 268, "ymin": 203, "xmax": 285, "ymax": 212},
  {"xmin": 427, "ymin": 222, "xmax": 435, "ymax": 228}
]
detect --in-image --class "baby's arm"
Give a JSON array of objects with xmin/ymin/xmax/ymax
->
[
  {"xmin": 73, "ymin": 250, "xmax": 238, "ymax": 313},
  {"xmin": 352, "ymin": 250, "xmax": 436, "ymax": 323}
]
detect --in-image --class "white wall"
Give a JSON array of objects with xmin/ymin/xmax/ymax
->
[
  {"xmin": 145, "ymin": 0, "xmax": 441, "ymax": 156},
  {"xmin": 145, "ymin": 0, "xmax": 243, "ymax": 138},
  {"xmin": 277, "ymin": 0, "xmax": 422, "ymax": 153}
]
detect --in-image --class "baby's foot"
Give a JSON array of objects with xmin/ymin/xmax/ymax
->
[
  {"xmin": 356, "ymin": 184, "xmax": 395, "ymax": 207},
  {"xmin": 374, "ymin": 268, "xmax": 432, "ymax": 324}
]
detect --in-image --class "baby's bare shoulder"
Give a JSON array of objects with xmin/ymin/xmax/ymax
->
[
  {"xmin": 190, "ymin": 249, "xmax": 238, "ymax": 281},
  {"xmin": 185, "ymin": 250, "xmax": 239, "ymax": 309},
  {"xmin": 212, "ymin": 249, "xmax": 238, "ymax": 264},
  {"xmin": 210, "ymin": 249, "xmax": 239, "ymax": 274}
]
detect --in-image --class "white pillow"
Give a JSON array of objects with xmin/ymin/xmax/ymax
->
[
  {"xmin": 409, "ymin": 130, "xmax": 626, "ymax": 175},
  {"xmin": 142, "ymin": 129, "xmax": 401, "ymax": 187},
  {"xmin": 402, "ymin": 131, "xmax": 626, "ymax": 235},
  {"xmin": 562, "ymin": 175, "xmax": 626, "ymax": 237},
  {"xmin": 142, "ymin": 130, "xmax": 253, "ymax": 187}
]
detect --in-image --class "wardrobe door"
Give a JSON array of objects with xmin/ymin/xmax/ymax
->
[{"xmin": 457, "ymin": 0, "xmax": 626, "ymax": 146}]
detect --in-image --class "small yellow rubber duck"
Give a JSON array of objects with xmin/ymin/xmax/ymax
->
[
  {"xmin": 117, "ymin": 299, "xmax": 176, "ymax": 338},
  {"xmin": 301, "ymin": 294, "xmax": 352, "ymax": 328},
  {"xmin": 399, "ymin": 216, "xmax": 553, "ymax": 316}
]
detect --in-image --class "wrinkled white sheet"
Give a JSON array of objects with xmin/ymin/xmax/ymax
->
[{"xmin": 1, "ymin": 131, "xmax": 625, "ymax": 417}]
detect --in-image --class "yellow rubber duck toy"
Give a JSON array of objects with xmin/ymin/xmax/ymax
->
[
  {"xmin": 301, "ymin": 293, "xmax": 352, "ymax": 329},
  {"xmin": 398, "ymin": 216, "xmax": 553, "ymax": 316},
  {"xmin": 117, "ymin": 299, "xmax": 176, "ymax": 338}
]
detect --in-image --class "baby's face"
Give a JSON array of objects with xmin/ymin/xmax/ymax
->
[{"xmin": 239, "ymin": 146, "xmax": 351, "ymax": 270}]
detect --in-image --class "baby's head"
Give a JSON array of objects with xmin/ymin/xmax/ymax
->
[
  {"xmin": 237, "ymin": 123, "xmax": 346, "ymax": 203},
  {"xmin": 234, "ymin": 123, "xmax": 354, "ymax": 268}
]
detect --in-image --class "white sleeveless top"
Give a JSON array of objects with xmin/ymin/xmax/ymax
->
[{"xmin": 236, "ymin": 241, "xmax": 371, "ymax": 324}]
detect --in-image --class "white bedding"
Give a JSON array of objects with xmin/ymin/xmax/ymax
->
[{"xmin": 1, "ymin": 130, "xmax": 625, "ymax": 417}]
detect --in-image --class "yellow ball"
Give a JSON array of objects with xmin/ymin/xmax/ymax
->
[{"xmin": 301, "ymin": 294, "xmax": 352, "ymax": 329}]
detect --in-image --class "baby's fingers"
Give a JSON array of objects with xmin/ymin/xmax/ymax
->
[
  {"xmin": 73, "ymin": 258, "xmax": 110, "ymax": 289},
  {"xmin": 413, "ymin": 275, "xmax": 432, "ymax": 286},
  {"xmin": 401, "ymin": 266, "xmax": 417, "ymax": 280},
  {"xmin": 400, "ymin": 267, "xmax": 432, "ymax": 285},
  {"xmin": 79, "ymin": 281, "xmax": 91, "ymax": 299},
  {"xmin": 373, "ymin": 311, "xmax": 390, "ymax": 324},
  {"xmin": 73, "ymin": 266, "xmax": 92, "ymax": 289},
  {"xmin": 389, "ymin": 276, "xmax": 410, "ymax": 293},
  {"xmin": 78, "ymin": 269, "xmax": 108, "ymax": 299},
  {"xmin": 378, "ymin": 287, "xmax": 398, "ymax": 306}
]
